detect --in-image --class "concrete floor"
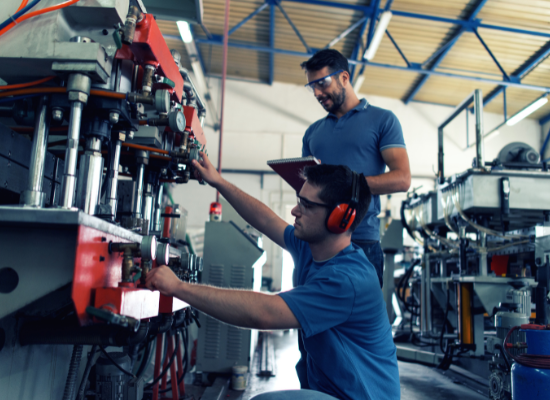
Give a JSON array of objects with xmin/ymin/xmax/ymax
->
[{"xmin": 180, "ymin": 330, "xmax": 489, "ymax": 400}]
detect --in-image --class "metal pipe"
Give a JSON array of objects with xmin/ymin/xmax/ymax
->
[
  {"xmin": 474, "ymin": 89, "xmax": 484, "ymax": 168},
  {"xmin": 75, "ymin": 137, "xmax": 104, "ymax": 215},
  {"xmin": 438, "ymin": 127, "xmax": 444, "ymax": 184},
  {"xmin": 105, "ymin": 140, "xmax": 122, "ymax": 217},
  {"xmin": 20, "ymin": 95, "xmax": 50, "ymax": 207},
  {"xmin": 143, "ymin": 183, "xmax": 154, "ymax": 230},
  {"xmin": 60, "ymin": 101, "xmax": 84, "ymax": 208},
  {"xmin": 420, "ymin": 253, "xmax": 429, "ymax": 336},
  {"xmin": 153, "ymin": 184, "xmax": 164, "ymax": 232},
  {"xmin": 217, "ymin": 0, "xmax": 231, "ymax": 202},
  {"xmin": 479, "ymin": 231, "xmax": 487, "ymax": 276},
  {"xmin": 133, "ymin": 164, "xmax": 145, "ymax": 219}
]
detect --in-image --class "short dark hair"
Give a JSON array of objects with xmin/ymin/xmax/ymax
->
[
  {"xmin": 300, "ymin": 49, "xmax": 350, "ymax": 75},
  {"xmin": 301, "ymin": 164, "xmax": 371, "ymax": 232}
]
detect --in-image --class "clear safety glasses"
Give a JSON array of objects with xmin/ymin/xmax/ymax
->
[
  {"xmin": 304, "ymin": 69, "xmax": 343, "ymax": 93},
  {"xmin": 296, "ymin": 195, "xmax": 331, "ymax": 213}
]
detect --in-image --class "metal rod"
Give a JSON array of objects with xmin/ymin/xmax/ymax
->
[
  {"xmin": 479, "ymin": 232, "xmax": 487, "ymax": 276},
  {"xmin": 143, "ymin": 184, "xmax": 154, "ymax": 231},
  {"xmin": 438, "ymin": 128, "xmax": 444, "ymax": 184},
  {"xmin": 385, "ymin": 30, "xmax": 411, "ymax": 67},
  {"xmin": 473, "ymin": 29, "xmax": 510, "ymax": 81},
  {"xmin": 269, "ymin": 3, "xmax": 275, "ymax": 85},
  {"xmin": 503, "ymin": 87, "xmax": 507, "ymax": 121},
  {"xmin": 277, "ymin": 3, "xmax": 312, "ymax": 53},
  {"xmin": 217, "ymin": 0, "xmax": 230, "ymax": 203},
  {"xmin": 60, "ymin": 101, "xmax": 84, "ymax": 208},
  {"xmin": 228, "ymin": 3, "xmax": 268, "ymax": 36},
  {"xmin": 21, "ymin": 96, "xmax": 50, "ymax": 207},
  {"xmin": 153, "ymin": 184, "xmax": 164, "ymax": 232},
  {"xmin": 474, "ymin": 89, "xmax": 485, "ymax": 168},
  {"xmin": 75, "ymin": 137, "xmax": 103, "ymax": 215},
  {"xmin": 105, "ymin": 139, "xmax": 122, "ymax": 217},
  {"xmin": 133, "ymin": 163, "xmax": 145, "ymax": 219},
  {"xmin": 324, "ymin": 16, "xmax": 367, "ymax": 49}
]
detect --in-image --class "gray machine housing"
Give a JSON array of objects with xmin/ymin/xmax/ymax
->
[{"xmin": 196, "ymin": 221, "xmax": 265, "ymax": 373}]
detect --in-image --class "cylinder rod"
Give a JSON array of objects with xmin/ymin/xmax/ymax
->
[
  {"xmin": 474, "ymin": 89, "xmax": 484, "ymax": 168},
  {"xmin": 105, "ymin": 140, "xmax": 122, "ymax": 217},
  {"xmin": 20, "ymin": 96, "xmax": 50, "ymax": 207},
  {"xmin": 75, "ymin": 137, "xmax": 103, "ymax": 215},
  {"xmin": 133, "ymin": 164, "xmax": 145, "ymax": 219},
  {"xmin": 60, "ymin": 101, "xmax": 84, "ymax": 208}
]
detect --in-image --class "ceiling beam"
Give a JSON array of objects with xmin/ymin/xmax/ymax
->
[
  {"xmin": 193, "ymin": 37, "xmax": 550, "ymax": 93},
  {"xmin": 402, "ymin": 0, "xmax": 489, "ymax": 104}
]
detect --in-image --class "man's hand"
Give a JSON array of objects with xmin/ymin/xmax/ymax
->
[
  {"xmin": 192, "ymin": 151, "xmax": 223, "ymax": 187},
  {"xmin": 145, "ymin": 266, "xmax": 182, "ymax": 297}
]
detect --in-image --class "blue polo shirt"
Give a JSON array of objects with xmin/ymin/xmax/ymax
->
[
  {"xmin": 278, "ymin": 226, "xmax": 400, "ymax": 400},
  {"xmin": 302, "ymin": 99, "xmax": 406, "ymax": 241}
]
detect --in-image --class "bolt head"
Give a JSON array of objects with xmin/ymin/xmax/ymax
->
[
  {"xmin": 52, "ymin": 109, "xmax": 64, "ymax": 122},
  {"xmin": 109, "ymin": 112, "xmax": 120, "ymax": 124}
]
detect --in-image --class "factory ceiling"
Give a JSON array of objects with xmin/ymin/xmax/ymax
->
[{"xmin": 156, "ymin": 0, "xmax": 550, "ymax": 124}]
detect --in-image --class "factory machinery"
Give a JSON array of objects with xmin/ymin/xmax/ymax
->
[
  {"xmin": 0, "ymin": 1, "xmax": 208, "ymax": 399},
  {"xmin": 398, "ymin": 90, "xmax": 550, "ymax": 400}
]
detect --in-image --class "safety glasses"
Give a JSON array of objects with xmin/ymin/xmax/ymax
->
[
  {"xmin": 304, "ymin": 70, "xmax": 343, "ymax": 93},
  {"xmin": 296, "ymin": 195, "xmax": 331, "ymax": 212}
]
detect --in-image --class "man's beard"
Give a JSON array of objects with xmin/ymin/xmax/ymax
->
[{"xmin": 322, "ymin": 84, "xmax": 346, "ymax": 114}]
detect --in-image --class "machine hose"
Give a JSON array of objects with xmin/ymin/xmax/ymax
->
[
  {"xmin": 400, "ymin": 200, "xmax": 416, "ymax": 241},
  {"xmin": 62, "ymin": 344, "xmax": 83, "ymax": 400}
]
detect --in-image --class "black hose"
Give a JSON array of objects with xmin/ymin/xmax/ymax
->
[
  {"xmin": 99, "ymin": 346, "xmax": 136, "ymax": 378},
  {"xmin": 76, "ymin": 345, "xmax": 98, "ymax": 400},
  {"xmin": 62, "ymin": 344, "xmax": 83, "ymax": 400},
  {"xmin": 135, "ymin": 335, "xmax": 153, "ymax": 379},
  {"xmin": 400, "ymin": 201, "xmax": 416, "ymax": 241},
  {"xmin": 439, "ymin": 287, "xmax": 451, "ymax": 354},
  {"xmin": 144, "ymin": 331, "xmax": 180, "ymax": 390},
  {"xmin": 495, "ymin": 344, "xmax": 511, "ymax": 372},
  {"xmin": 158, "ymin": 329, "xmax": 189, "ymax": 394}
]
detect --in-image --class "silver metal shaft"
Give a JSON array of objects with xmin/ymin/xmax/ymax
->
[
  {"xmin": 105, "ymin": 140, "xmax": 122, "ymax": 216},
  {"xmin": 75, "ymin": 137, "xmax": 103, "ymax": 215},
  {"xmin": 479, "ymin": 232, "xmax": 487, "ymax": 276},
  {"xmin": 133, "ymin": 163, "xmax": 145, "ymax": 219},
  {"xmin": 153, "ymin": 184, "xmax": 164, "ymax": 232},
  {"xmin": 143, "ymin": 183, "xmax": 154, "ymax": 230},
  {"xmin": 474, "ymin": 89, "xmax": 484, "ymax": 169},
  {"xmin": 60, "ymin": 101, "xmax": 84, "ymax": 208},
  {"xmin": 20, "ymin": 96, "xmax": 50, "ymax": 207}
]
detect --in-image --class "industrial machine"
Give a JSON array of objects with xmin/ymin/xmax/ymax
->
[
  {"xmin": 0, "ymin": 1, "xmax": 207, "ymax": 399},
  {"xmin": 397, "ymin": 90, "xmax": 550, "ymax": 400}
]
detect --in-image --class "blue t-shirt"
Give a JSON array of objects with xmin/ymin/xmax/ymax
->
[
  {"xmin": 302, "ymin": 99, "xmax": 406, "ymax": 241},
  {"xmin": 278, "ymin": 226, "xmax": 400, "ymax": 400}
]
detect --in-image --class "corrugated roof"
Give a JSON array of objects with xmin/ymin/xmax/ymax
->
[{"xmin": 157, "ymin": 0, "xmax": 550, "ymax": 122}]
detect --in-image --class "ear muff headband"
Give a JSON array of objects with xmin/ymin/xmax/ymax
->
[{"xmin": 326, "ymin": 171, "xmax": 361, "ymax": 234}]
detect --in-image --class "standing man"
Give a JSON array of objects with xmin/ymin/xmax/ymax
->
[
  {"xmin": 146, "ymin": 152, "xmax": 400, "ymax": 400},
  {"xmin": 301, "ymin": 49, "xmax": 411, "ymax": 288}
]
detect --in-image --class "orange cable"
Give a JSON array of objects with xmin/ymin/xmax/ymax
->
[
  {"xmin": 123, "ymin": 142, "xmax": 170, "ymax": 155},
  {"xmin": 15, "ymin": 0, "xmax": 30, "ymax": 13},
  {"xmin": 0, "ymin": 0, "xmax": 81, "ymax": 37},
  {"xmin": 0, "ymin": 87, "xmax": 126, "ymax": 100},
  {"xmin": 0, "ymin": 76, "xmax": 55, "ymax": 91}
]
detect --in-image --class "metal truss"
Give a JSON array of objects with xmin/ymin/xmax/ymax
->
[{"xmin": 189, "ymin": 0, "xmax": 550, "ymax": 127}]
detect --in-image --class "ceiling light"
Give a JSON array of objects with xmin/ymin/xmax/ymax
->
[
  {"xmin": 363, "ymin": 11, "xmax": 392, "ymax": 61},
  {"xmin": 506, "ymin": 97, "xmax": 548, "ymax": 126},
  {"xmin": 177, "ymin": 21, "xmax": 193, "ymax": 44}
]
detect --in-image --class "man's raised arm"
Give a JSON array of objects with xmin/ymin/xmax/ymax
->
[{"xmin": 192, "ymin": 152, "xmax": 288, "ymax": 249}]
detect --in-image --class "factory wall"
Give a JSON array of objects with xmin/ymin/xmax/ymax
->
[{"xmin": 172, "ymin": 77, "xmax": 543, "ymax": 291}]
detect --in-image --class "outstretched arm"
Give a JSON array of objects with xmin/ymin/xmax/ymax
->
[
  {"xmin": 146, "ymin": 266, "xmax": 300, "ymax": 330},
  {"xmin": 365, "ymin": 147, "xmax": 411, "ymax": 195},
  {"xmin": 192, "ymin": 152, "xmax": 288, "ymax": 249}
]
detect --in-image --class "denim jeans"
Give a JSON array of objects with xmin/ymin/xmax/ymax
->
[
  {"xmin": 352, "ymin": 239, "xmax": 384, "ymax": 288},
  {"xmin": 251, "ymin": 390, "xmax": 338, "ymax": 400}
]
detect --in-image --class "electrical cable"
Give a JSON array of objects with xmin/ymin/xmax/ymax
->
[
  {"xmin": 144, "ymin": 332, "xmax": 180, "ymax": 390},
  {"xmin": 16, "ymin": 0, "xmax": 30, "ymax": 13},
  {"xmin": 135, "ymin": 337, "xmax": 154, "ymax": 378},
  {"xmin": 0, "ymin": 0, "xmax": 81, "ymax": 37},
  {"xmin": 76, "ymin": 345, "xmax": 98, "ymax": 400},
  {"xmin": 504, "ymin": 326, "xmax": 550, "ymax": 369},
  {"xmin": 439, "ymin": 286, "xmax": 451, "ymax": 354},
  {"xmin": 0, "ymin": 0, "xmax": 41, "ymax": 33},
  {"xmin": 99, "ymin": 346, "xmax": 136, "ymax": 378},
  {"xmin": 0, "ymin": 76, "xmax": 55, "ymax": 91},
  {"xmin": 0, "ymin": 87, "xmax": 127, "ymax": 99},
  {"xmin": 158, "ymin": 329, "xmax": 189, "ymax": 394}
]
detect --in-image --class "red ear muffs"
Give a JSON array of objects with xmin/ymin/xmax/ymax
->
[
  {"xmin": 325, "ymin": 170, "xmax": 360, "ymax": 234},
  {"xmin": 326, "ymin": 204, "xmax": 356, "ymax": 233}
]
